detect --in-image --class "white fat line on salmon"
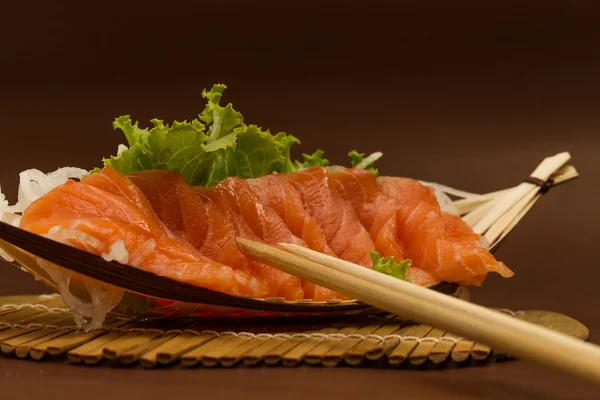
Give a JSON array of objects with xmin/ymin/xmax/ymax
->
[
  {"xmin": 129, "ymin": 239, "xmax": 156, "ymax": 267},
  {"xmin": 44, "ymin": 226, "xmax": 105, "ymax": 253},
  {"xmin": 54, "ymin": 222, "xmax": 128, "ymax": 264},
  {"xmin": 70, "ymin": 220, "xmax": 113, "ymax": 235}
]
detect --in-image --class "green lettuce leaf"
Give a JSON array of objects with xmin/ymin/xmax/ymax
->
[
  {"xmin": 272, "ymin": 132, "xmax": 301, "ymax": 173},
  {"xmin": 201, "ymin": 84, "xmax": 242, "ymax": 145},
  {"xmin": 370, "ymin": 251, "xmax": 411, "ymax": 282},
  {"xmin": 102, "ymin": 84, "xmax": 285, "ymax": 186},
  {"xmin": 295, "ymin": 150, "xmax": 329, "ymax": 170},
  {"xmin": 203, "ymin": 125, "xmax": 284, "ymax": 187},
  {"xmin": 113, "ymin": 115, "xmax": 148, "ymax": 147},
  {"xmin": 100, "ymin": 83, "xmax": 377, "ymax": 186}
]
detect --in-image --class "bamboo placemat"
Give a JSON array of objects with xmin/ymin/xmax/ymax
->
[{"xmin": 0, "ymin": 294, "xmax": 589, "ymax": 369}]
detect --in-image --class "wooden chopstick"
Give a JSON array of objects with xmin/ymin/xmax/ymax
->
[
  {"xmin": 472, "ymin": 152, "xmax": 571, "ymax": 235},
  {"xmin": 451, "ymin": 163, "xmax": 577, "ymax": 217},
  {"xmin": 237, "ymin": 238, "xmax": 600, "ymax": 385},
  {"xmin": 483, "ymin": 164, "xmax": 579, "ymax": 246}
]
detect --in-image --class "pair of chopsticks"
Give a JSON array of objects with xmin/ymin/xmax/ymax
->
[{"xmin": 237, "ymin": 238, "xmax": 600, "ymax": 384}]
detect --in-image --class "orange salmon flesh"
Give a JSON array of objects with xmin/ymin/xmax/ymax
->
[{"xmin": 19, "ymin": 167, "xmax": 514, "ymax": 300}]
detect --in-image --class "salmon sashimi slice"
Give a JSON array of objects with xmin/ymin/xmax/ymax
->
[
  {"xmin": 81, "ymin": 167, "xmax": 161, "ymax": 227},
  {"xmin": 328, "ymin": 168, "xmax": 408, "ymax": 261},
  {"xmin": 18, "ymin": 165, "xmax": 512, "ymax": 303},
  {"xmin": 19, "ymin": 189, "xmax": 267, "ymax": 297},
  {"xmin": 27, "ymin": 218, "xmax": 267, "ymax": 297},
  {"xmin": 328, "ymin": 168, "xmax": 511, "ymax": 286},
  {"xmin": 247, "ymin": 174, "xmax": 336, "ymax": 257},
  {"xmin": 84, "ymin": 168, "xmax": 202, "ymax": 256},
  {"xmin": 181, "ymin": 180, "xmax": 299, "ymax": 299},
  {"xmin": 247, "ymin": 174, "xmax": 346, "ymax": 300},
  {"xmin": 328, "ymin": 168, "xmax": 435, "ymax": 286},
  {"xmin": 285, "ymin": 167, "xmax": 376, "ymax": 268},
  {"xmin": 20, "ymin": 180, "xmax": 164, "ymax": 236},
  {"xmin": 127, "ymin": 169, "xmax": 186, "ymax": 236},
  {"xmin": 196, "ymin": 180, "xmax": 305, "ymax": 300},
  {"xmin": 207, "ymin": 177, "xmax": 304, "ymax": 246},
  {"xmin": 174, "ymin": 180, "xmax": 251, "ymax": 272},
  {"xmin": 98, "ymin": 169, "xmax": 303, "ymax": 300},
  {"xmin": 128, "ymin": 170, "xmax": 252, "ymax": 274},
  {"xmin": 379, "ymin": 176, "xmax": 514, "ymax": 285}
]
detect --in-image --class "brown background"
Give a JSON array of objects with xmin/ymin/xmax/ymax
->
[{"xmin": 1, "ymin": 1, "xmax": 600, "ymax": 399}]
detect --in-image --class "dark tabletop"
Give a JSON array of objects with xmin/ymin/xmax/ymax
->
[{"xmin": 2, "ymin": 2, "xmax": 600, "ymax": 399}]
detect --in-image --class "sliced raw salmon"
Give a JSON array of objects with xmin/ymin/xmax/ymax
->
[
  {"xmin": 19, "ymin": 165, "xmax": 512, "ymax": 301},
  {"xmin": 128, "ymin": 170, "xmax": 252, "ymax": 274},
  {"xmin": 329, "ymin": 168, "xmax": 407, "ymax": 261},
  {"xmin": 379, "ymin": 176, "xmax": 514, "ymax": 285},
  {"xmin": 20, "ymin": 185, "xmax": 267, "ymax": 297},
  {"xmin": 285, "ymin": 167, "xmax": 376, "ymax": 268},
  {"xmin": 206, "ymin": 177, "xmax": 304, "ymax": 246},
  {"xmin": 197, "ymin": 179, "xmax": 305, "ymax": 300},
  {"xmin": 248, "ymin": 174, "xmax": 345, "ymax": 300},
  {"xmin": 127, "ymin": 169, "xmax": 186, "ymax": 236}
]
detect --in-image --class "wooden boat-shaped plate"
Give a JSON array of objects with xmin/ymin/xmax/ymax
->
[
  {"xmin": 0, "ymin": 157, "xmax": 578, "ymax": 320},
  {"xmin": 0, "ymin": 231, "xmax": 459, "ymax": 319}
]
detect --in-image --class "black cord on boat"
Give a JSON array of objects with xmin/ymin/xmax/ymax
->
[{"xmin": 523, "ymin": 177, "xmax": 554, "ymax": 195}]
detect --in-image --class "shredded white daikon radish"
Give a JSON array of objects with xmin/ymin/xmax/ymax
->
[
  {"xmin": 40, "ymin": 226, "xmax": 124, "ymax": 330},
  {"xmin": 418, "ymin": 180, "xmax": 484, "ymax": 200},
  {"xmin": 354, "ymin": 152, "xmax": 383, "ymax": 169},
  {"xmin": 428, "ymin": 188, "xmax": 460, "ymax": 215},
  {"xmin": 117, "ymin": 144, "xmax": 128, "ymax": 155},
  {"xmin": 418, "ymin": 181, "xmax": 485, "ymax": 216},
  {"xmin": 0, "ymin": 186, "xmax": 15, "ymax": 262},
  {"xmin": 37, "ymin": 258, "xmax": 123, "ymax": 331},
  {"xmin": 0, "ymin": 185, "xmax": 8, "ymax": 214},
  {"xmin": 0, "ymin": 167, "xmax": 88, "ymax": 263},
  {"xmin": 101, "ymin": 240, "xmax": 129, "ymax": 264},
  {"xmin": 0, "ymin": 184, "xmax": 22, "ymax": 227},
  {"xmin": 0, "ymin": 167, "xmax": 125, "ymax": 330},
  {"xmin": 16, "ymin": 167, "xmax": 88, "ymax": 212},
  {"xmin": 324, "ymin": 152, "xmax": 383, "ymax": 174}
]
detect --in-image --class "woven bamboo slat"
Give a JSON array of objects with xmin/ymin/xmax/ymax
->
[{"xmin": 0, "ymin": 295, "xmax": 589, "ymax": 370}]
